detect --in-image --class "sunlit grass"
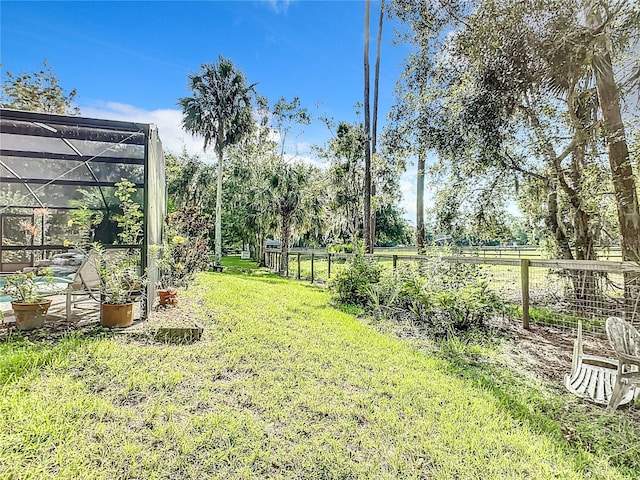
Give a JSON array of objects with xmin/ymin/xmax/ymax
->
[{"xmin": 0, "ymin": 268, "xmax": 637, "ymax": 479}]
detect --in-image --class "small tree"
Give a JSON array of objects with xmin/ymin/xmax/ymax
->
[{"xmin": 1, "ymin": 60, "xmax": 80, "ymax": 115}]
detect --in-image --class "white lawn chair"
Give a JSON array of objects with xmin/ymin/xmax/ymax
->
[
  {"xmin": 64, "ymin": 250, "xmax": 102, "ymax": 320},
  {"xmin": 606, "ymin": 317, "xmax": 640, "ymax": 411},
  {"xmin": 564, "ymin": 320, "xmax": 627, "ymax": 406}
]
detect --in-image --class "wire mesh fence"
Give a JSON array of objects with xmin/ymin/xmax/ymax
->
[{"xmin": 264, "ymin": 250, "xmax": 640, "ymax": 333}]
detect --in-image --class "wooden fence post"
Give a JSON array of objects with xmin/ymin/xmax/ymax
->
[
  {"xmin": 297, "ymin": 253, "xmax": 301, "ymax": 280},
  {"xmin": 393, "ymin": 255, "xmax": 398, "ymax": 272},
  {"xmin": 311, "ymin": 253, "xmax": 315, "ymax": 283},
  {"xmin": 328, "ymin": 253, "xmax": 332, "ymax": 279},
  {"xmin": 521, "ymin": 258, "xmax": 530, "ymax": 330}
]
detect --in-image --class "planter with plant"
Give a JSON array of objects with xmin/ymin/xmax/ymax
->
[
  {"xmin": 91, "ymin": 179, "xmax": 146, "ymax": 327},
  {"xmin": 1, "ymin": 271, "xmax": 63, "ymax": 330},
  {"xmin": 94, "ymin": 245, "xmax": 145, "ymax": 328},
  {"xmin": 153, "ymin": 235, "xmax": 185, "ymax": 307},
  {"xmin": 152, "ymin": 209, "xmax": 214, "ymax": 308}
]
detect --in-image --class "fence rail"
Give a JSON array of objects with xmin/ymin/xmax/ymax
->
[
  {"xmin": 264, "ymin": 250, "xmax": 640, "ymax": 333},
  {"xmin": 289, "ymin": 245, "xmax": 624, "ymax": 259}
]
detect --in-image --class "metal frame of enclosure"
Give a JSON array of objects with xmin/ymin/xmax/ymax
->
[{"xmin": 0, "ymin": 108, "xmax": 166, "ymax": 314}]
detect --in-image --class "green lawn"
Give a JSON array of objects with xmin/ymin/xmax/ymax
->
[{"xmin": 0, "ymin": 261, "xmax": 636, "ymax": 479}]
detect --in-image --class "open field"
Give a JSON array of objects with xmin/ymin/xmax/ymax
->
[{"xmin": 1, "ymin": 260, "xmax": 638, "ymax": 479}]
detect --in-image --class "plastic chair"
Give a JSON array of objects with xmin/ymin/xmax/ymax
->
[
  {"xmin": 605, "ymin": 316, "xmax": 640, "ymax": 411},
  {"xmin": 64, "ymin": 250, "xmax": 101, "ymax": 320},
  {"xmin": 564, "ymin": 320, "xmax": 625, "ymax": 405}
]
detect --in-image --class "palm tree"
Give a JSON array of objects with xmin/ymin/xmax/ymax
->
[
  {"xmin": 370, "ymin": 0, "xmax": 385, "ymax": 252},
  {"xmin": 178, "ymin": 56, "xmax": 255, "ymax": 266},
  {"xmin": 363, "ymin": 0, "xmax": 372, "ymax": 254},
  {"xmin": 268, "ymin": 160, "xmax": 315, "ymax": 275}
]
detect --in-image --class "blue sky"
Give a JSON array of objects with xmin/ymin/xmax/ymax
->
[{"xmin": 1, "ymin": 0, "xmax": 423, "ymax": 221}]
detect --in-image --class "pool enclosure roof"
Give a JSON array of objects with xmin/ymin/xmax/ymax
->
[
  {"xmin": 0, "ymin": 109, "xmax": 166, "ymax": 311},
  {"xmin": 1, "ymin": 109, "xmax": 154, "ymax": 210}
]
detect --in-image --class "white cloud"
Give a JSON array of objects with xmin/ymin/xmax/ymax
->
[
  {"xmin": 265, "ymin": 0, "xmax": 292, "ymax": 14},
  {"xmin": 81, "ymin": 102, "xmax": 214, "ymax": 161}
]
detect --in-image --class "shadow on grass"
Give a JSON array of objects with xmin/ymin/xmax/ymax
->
[
  {"xmin": 0, "ymin": 328, "xmax": 111, "ymax": 386},
  {"xmin": 211, "ymin": 258, "xmax": 328, "ymax": 292},
  {"xmin": 220, "ymin": 255, "xmax": 262, "ymax": 273},
  {"xmin": 434, "ymin": 334, "xmax": 640, "ymax": 477}
]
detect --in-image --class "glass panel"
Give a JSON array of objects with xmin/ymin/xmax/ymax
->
[
  {"xmin": 1, "ymin": 250, "xmax": 31, "ymax": 266},
  {"xmin": 0, "ymin": 183, "xmax": 40, "ymax": 208},
  {"xmin": 33, "ymin": 184, "xmax": 108, "ymax": 209},
  {"xmin": 2, "ymin": 214, "xmax": 33, "ymax": 247},
  {"xmin": 1, "ymin": 156, "xmax": 144, "ymax": 184},
  {"xmin": 2, "ymin": 156, "xmax": 93, "ymax": 181},
  {"xmin": 90, "ymin": 163, "xmax": 144, "ymax": 184},
  {"xmin": 0, "ymin": 133, "xmax": 79, "ymax": 155},
  {"xmin": 0, "ymin": 133, "xmax": 145, "ymax": 159},
  {"xmin": 67, "ymin": 139, "xmax": 144, "ymax": 159}
]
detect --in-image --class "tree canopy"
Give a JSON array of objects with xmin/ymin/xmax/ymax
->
[{"xmin": 1, "ymin": 60, "xmax": 80, "ymax": 115}]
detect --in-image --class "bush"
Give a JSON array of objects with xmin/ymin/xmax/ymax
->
[
  {"xmin": 327, "ymin": 240, "xmax": 365, "ymax": 254},
  {"xmin": 431, "ymin": 283, "xmax": 502, "ymax": 332},
  {"xmin": 329, "ymin": 255, "xmax": 382, "ymax": 306},
  {"xmin": 364, "ymin": 259, "xmax": 502, "ymax": 335}
]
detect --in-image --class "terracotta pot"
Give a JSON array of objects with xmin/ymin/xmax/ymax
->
[
  {"xmin": 11, "ymin": 300, "xmax": 52, "ymax": 331},
  {"xmin": 158, "ymin": 288, "xmax": 178, "ymax": 306},
  {"xmin": 100, "ymin": 302, "xmax": 134, "ymax": 328}
]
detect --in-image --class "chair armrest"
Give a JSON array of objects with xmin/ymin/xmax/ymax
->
[{"xmin": 616, "ymin": 352, "xmax": 640, "ymax": 368}]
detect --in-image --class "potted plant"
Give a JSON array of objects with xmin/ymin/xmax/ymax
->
[
  {"xmin": 153, "ymin": 236, "xmax": 185, "ymax": 307},
  {"xmin": 94, "ymin": 245, "xmax": 145, "ymax": 328},
  {"xmin": 1, "ymin": 271, "xmax": 60, "ymax": 330}
]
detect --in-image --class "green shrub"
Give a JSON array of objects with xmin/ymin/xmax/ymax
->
[
  {"xmin": 327, "ymin": 240, "xmax": 364, "ymax": 254},
  {"xmin": 364, "ymin": 259, "xmax": 503, "ymax": 335},
  {"xmin": 365, "ymin": 272, "xmax": 400, "ymax": 319},
  {"xmin": 329, "ymin": 255, "xmax": 382, "ymax": 306},
  {"xmin": 432, "ymin": 282, "xmax": 502, "ymax": 331}
]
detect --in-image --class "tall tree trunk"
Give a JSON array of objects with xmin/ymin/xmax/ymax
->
[
  {"xmin": 588, "ymin": 9, "xmax": 640, "ymax": 317},
  {"xmin": 592, "ymin": 55, "xmax": 640, "ymax": 262},
  {"xmin": 567, "ymin": 145, "xmax": 596, "ymax": 261},
  {"xmin": 416, "ymin": 150, "xmax": 425, "ymax": 254},
  {"xmin": 214, "ymin": 143, "xmax": 224, "ymax": 267},
  {"xmin": 546, "ymin": 178, "xmax": 574, "ymax": 261},
  {"xmin": 585, "ymin": 8, "xmax": 640, "ymax": 263},
  {"xmin": 363, "ymin": 0, "xmax": 372, "ymax": 254},
  {"xmin": 369, "ymin": 0, "xmax": 385, "ymax": 252},
  {"xmin": 279, "ymin": 215, "xmax": 290, "ymax": 275}
]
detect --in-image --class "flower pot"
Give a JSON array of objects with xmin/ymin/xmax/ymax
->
[
  {"xmin": 100, "ymin": 302, "xmax": 134, "ymax": 328},
  {"xmin": 158, "ymin": 288, "xmax": 178, "ymax": 306},
  {"xmin": 11, "ymin": 300, "xmax": 52, "ymax": 331}
]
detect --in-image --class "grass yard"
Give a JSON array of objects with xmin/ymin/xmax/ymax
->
[{"xmin": 1, "ymin": 259, "xmax": 638, "ymax": 479}]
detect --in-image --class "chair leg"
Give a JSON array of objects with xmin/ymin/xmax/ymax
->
[
  {"xmin": 66, "ymin": 292, "xmax": 72, "ymax": 321},
  {"xmin": 608, "ymin": 379, "xmax": 629, "ymax": 412}
]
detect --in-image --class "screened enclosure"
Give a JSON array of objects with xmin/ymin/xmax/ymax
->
[{"xmin": 0, "ymin": 108, "xmax": 166, "ymax": 313}]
